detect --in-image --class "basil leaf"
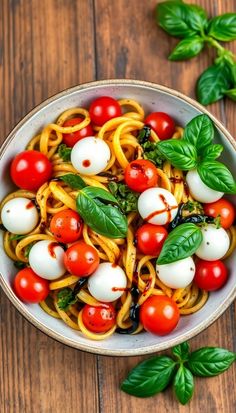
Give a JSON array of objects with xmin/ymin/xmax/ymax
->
[
  {"xmin": 169, "ymin": 36, "xmax": 204, "ymax": 61},
  {"xmin": 141, "ymin": 141, "xmax": 165, "ymax": 167},
  {"xmin": 76, "ymin": 187, "xmax": 128, "ymax": 238},
  {"xmin": 174, "ymin": 365, "xmax": 194, "ymax": 405},
  {"xmin": 207, "ymin": 13, "xmax": 236, "ymax": 41},
  {"xmin": 10, "ymin": 234, "xmax": 26, "ymax": 241},
  {"xmin": 59, "ymin": 174, "xmax": 87, "ymax": 189},
  {"xmin": 183, "ymin": 114, "xmax": 214, "ymax": 152},
  {"xmin": 157, "ymin": 223, "xmax": 203, "ymax": 264},
  {"xmin": 157, "ymin": 140, "xmax": 197, "ymax": 170},
  {"xmin": 57, "ymin": 288, "xmax": 77, "ymax": 310},
  {"xmin": 156, "ymin": 1, "xmax": 195, "ymax": 38},
  {"xmin": 137, "ymin": 126, "xmax": 151, "ymax": 144},
  {"xmin": 197, "ymin": 161, "xmax": 236, "ymax": 194},
  {"xmin": 197, "ymin": 63, "xmax": 231, "ymax": 105},
  {"xmin": 172, "ymin": 342, "xmax": 190, "ymax": 362},
  {"xmin": 201, "ymin": 144, "xmax": 223, "ymax": 161},
  {"xmin": 225, "ymin": 88, "xmax": 236, "ymax": 101},
  {"xmin": 188, "ymin": 347, "xmax": 236, "ymax": 377},
  {"xmin": 121, "ymin": 356, "xmax": 176, "ymax": 397},
  {"xmin": 58, "ymin": 144, "xmax": 72, "ymax": 161},
  {"xmin": 108, "ymin": 182, "xmax": 139, "ymax": 214},
  {"xmin": 185, "ymin": 4, "xmax": 207, "ymax": 32}
]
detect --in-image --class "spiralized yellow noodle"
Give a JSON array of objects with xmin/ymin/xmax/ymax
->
[{"xmin": 1, "ymin": 98, "xmax": 235, "ymax": 341}]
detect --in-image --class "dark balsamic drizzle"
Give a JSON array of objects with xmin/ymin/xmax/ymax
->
[
  {"xmin": 73, "ymin": 277, "xmax": 87, "ymax": 297},
  {"xmin": 168, "ymin": 203, "xmax": 215, "ymax": 231}
]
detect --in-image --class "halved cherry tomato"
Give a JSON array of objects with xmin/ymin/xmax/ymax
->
[
  {"xmin": 135, "ymin": 224, "xmax": 168, "ymax": 256},
  {"xmin": 64, "ymin": 241, "xmax": 99, "ymax": 277},
  {"xmin": 10, "ymin": 150, "xmax": 52, "ymax": 191},
  {"xmin": 82, "ymin": 303, "xmax": 116, "ymax": 333},
  {"xmin": 13, "ymin": 268, "xmax": 49, "ymax": 303},
  {"xmin": 89, "ymin": 96, "xmax": 122, "ymax": 126},
  {"xmin": 194, "ymin": 259, "xmax": 228, "ymax": 291},
  {"xmin": 50, "ymin": 209, "xmax": 83, "ymax": 243},
  {"xmin": 124, "ymin": 159, "xmax": 158, "ymax": 192},
  {"xmin": 144, "ymin": 112, "xmax": 175, "ymax": 140},
  {"xmin": 62, "ymin": 117, "xmax": 94, "ymax": 147},
  {"xmin": 140, "ymin": 295, "xmax": 180, "ymax": 335},
  {"xmin": 203, "ymin": 199, "xmax": 235, "ymax": 229}
]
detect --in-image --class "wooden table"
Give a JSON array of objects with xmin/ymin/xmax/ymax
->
[{"xmin": 0, "ymin": 1, "xmax": 235, "ymax": 412}]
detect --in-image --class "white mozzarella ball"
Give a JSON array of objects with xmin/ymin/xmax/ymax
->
[
  {"xmin": 137, "ymin": 187, "xmax": 178, "ymax": 225},
  {"xmin": 1, "ymin": 197, "xmax": 38, "ymax": 234},
  {"xmin": 88, "ymin": 262, "xmax": 127, "ymax": 302},
  {"xmin": 71, "ymin": 136, "xmax": 111, "ymax": 175},
  {"xmin": 195, "ymin": 225, "xmax": 230, "ymax": 261},
  {"xmin": 186, "ymin": 169, "xmax": 223, "ymax": 203},
  {"xmin": 156, "ymin": 257, "xmax": 195, "ymax": 289},
  {"xmin": 29, "ymin": 240, "xmax": 66, "ymax": 280}
]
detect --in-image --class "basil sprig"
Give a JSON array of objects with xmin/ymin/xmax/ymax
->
[
  {"xmin": 76, "ymin": 187, "xmax": 128, "ymax": 238},
  {"xmin": 121, "ymin": 341, "xmax": 236, "ymax": 405}
]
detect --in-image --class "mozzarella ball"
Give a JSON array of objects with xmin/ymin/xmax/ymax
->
[
  {"xmin": 29, "ymin": 240, "xmax": 66, "ymax": 280},
  {"xmin": 71, "ymin": 137, "xmax": 110, "ymax": 175},
  {"xmin": 1, "ymin": 197, "xmax": 38, "ymax": 234},
  {"xmin": 88, "ymin": 262, "xmax": 127, "ymax": 302},
  {"xmin": 138, "ymin": 187, "xmax": 178, "ymax": 225},
  {"xmin": 195, "ymin": 225, "xmax": 230, "ymax": 261},
  {"xmin": 186, "ymin": 169, "xmax": 223, "ymax": 203},
  {"xmin": 156, "ymin": 257, "xmax": 195, "ymax": 289}
]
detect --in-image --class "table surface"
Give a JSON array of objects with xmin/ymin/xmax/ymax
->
[{"xmin": 0, "ymin": 1, "xmax": 235, "ymax": 412}]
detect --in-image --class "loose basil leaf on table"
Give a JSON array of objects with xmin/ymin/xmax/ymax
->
[
  {"xmin": 183, "ymin": 114, "xmax": 214, "ymax": 152},
  {"xmin": 59, "ymin": 173, "xmax": 87, "ymax": 190},
  {"xmin": 207, "ymin": 13, "xmax": 236, "ymax": 42},
  {"xmin": 76, "ymin": 187, "xmax": 128, "ymax": 238},
  {"xmin": 197, "ymin": 63, "xmax": 232, "ymax": 105},
  {"xmin": 187, "ymin": 347, "xmax": 236, "ymax": 377},
  {"xmin": 172, "ymin": 341, "xmax": 190, "ymax": 361},
  {"xmin": 197, "ymin": 161, "xmax": 236, "ymax": 194},
  {"xmin": 224, "ymin": 88, "xmax": 236, "ymax": 101},
  {"xmin": 121, "ymin": 356, "xmax": 176, "ymax": 398},
  {"xmin": 201, "ymin": 144, "xmax": 223, "ymax": 161},
  {"xmin": 169, "ymin": 36, "xmax": 204, "ymax": 61},
  {"xmin": 174, "ymin": 365, "xmax": 194, "ymax": 405},
  {"xmin": 58, "ymin": 144, "xmax": 72, "ymax": 161},
  {"xmin": 157, "ymin": 140, "xmax": 197, "ymax": 170},
  {"xmin": 157, "ymin": 223, "xmax": 203, "ymax": 265}
]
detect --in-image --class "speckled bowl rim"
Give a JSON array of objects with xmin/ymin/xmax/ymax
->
[{"xmin": 0, "ymin": 79, "xmax": 235, "ymax": 356}]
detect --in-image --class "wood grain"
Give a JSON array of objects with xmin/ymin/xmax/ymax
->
[{"xmin": 0, "ymin": 1, "xmax": 235, "ymax": 412}]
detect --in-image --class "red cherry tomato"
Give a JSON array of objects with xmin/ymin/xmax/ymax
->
[
  {"xmin": 50, "ymin": 209, "xmax": 83, "ymax": 243},
  {"xmin": 13, "ymin": 268, "xmax": 49, "ymax": 303},
  {"xmin": 144, "ymin": 112, "xmax": 175, "ymax": 140},
  {"xmin": 124, "ymin": 159, "xmax": 158, "ymax": 192},
  {"xmin": 203, "ymin": 199, "xmax": 235, "ymax": 229},
  {"xmin": 194, "ymin": 259, "xmax": 228, "ymax": 291},
  {"xmin": 89, "ymin": 96, "xmax": 122, "ymax": 126},
  {"xmin": 10, "ymin": 150, "xmax": 52, "ymax": 191},
  {"xmin": 135, "ymin": 224, "xmax": 168, "ymax": 256},
  {"xmin": 140, "ymin": 295, "xmax": 180, "ymax": 335},
  {"xmin": 64, "ymin": 241, "xmax": 100, "ymax": 277},
  {"xmin": 62, "ymin": 117, "xmax": 94, "ymax": 147},
  {"xmin": 82, "ymin": 303, "xmax": 116, "ymax": 333}
]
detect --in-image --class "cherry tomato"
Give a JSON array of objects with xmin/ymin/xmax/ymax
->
[
  {"xmin": 194, "ymin": 259, "xmax": 228, "ymax": 291},
  {"xmin": 10, "ymin": 150, "xmax": 52, "ymax": 191},
  {"xmin": 144, "ymin": 112, "xmax": 175, "ymax": 140},
  {"xmin": 124, "ymin": 159, "xmax": 158, "ymax": 192},
  {"xmin": 140, "ymin": 295, "xmax": 180, "ymax": 335},
  {"xmin": 135, "ymin": 224, "xmax": 168, "ymax": 256},
  {"xmin": 89, "ymin": 96, "xmax": 122, "ymax": 126},
  {"xmin": 203, "ymin": 199, "xmax": 235, "ymax": 229},
  {"xmin": 64, "ymin": 241, "xmax": 100, "ymax": 277},
  {"xmin": 62, "ymin": 117, "xmax": 94, "ymax": 147},
  {"xmin": 13, "ymin": 268, "xmax": 49, "ymax": 303},
  {"xmin": 50, "ymin": 209, "xmax": 83, "ymax": 243},
  {"xmin": 82, "ymin": 303, "xmax": 116, "ymax": 333}
]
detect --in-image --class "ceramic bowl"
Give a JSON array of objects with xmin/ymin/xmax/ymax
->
[{"xmin": 0, "ymin": 79, "xmax": 235, "ymax": 356}]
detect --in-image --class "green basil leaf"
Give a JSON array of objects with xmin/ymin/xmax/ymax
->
[
  {"xmin": 10, "ymin": 234, "xmax": 26, "ymax": 241},
  {"xmin": 172, "ymin": 342, "xmax": 190, "ymax": 362},
  {"xmin": 174, "ymin": 365, "xmax": 194, "ymax": 405},
  {"xmin": 197, "ymin": 63, "xmax": 231, "ymax": 105},
  {"xmin": 183, "ymin": 114, "xmax": 214, "ymax": 152},
  {"xmin": 156, "ymin": 1, "xmax": 195, "ymax": 38},
  {"xmin": 201, "ymin": 144, "xmax": 223, "ymax": 161},
  {"xmin": 188, "ymin": 347, "xmax": 236, "ymax": 377},
  {"xmin": 208, "ymin": 13, "xmax": 236, "ymax": 41},
  {"xmin": 121, "ymin": 356, "xmax": 176, "ymax": 397},
  {"xmin": 225, "ymin": 88, "xmax": 236, "ymax": 101},
  {"xmin": 58, "ymin": 144, "xmax": 72, "ymax": 161},
  {"xmin": 157, "ymin": 223, "xmax": 203, "ymax": 264},
  {"xmin": 197, "ymin": 161, "xmax": 236, "ymax": 194},
  {"xmin": 108, "ymin": 182, "xmax": 139, "ymax": 214},
  {"xmin": 169, "ymin": 36, "xmax": 204, "ymax": 61},
  {"xmin": 76, "ymin": 187, "xmax": 128, "ymax": 238},
  {"xmin": 59, "ymin": 174, "xmax": 87, "ymax": 190},
  {"xmin": 57, "ymin": 288, "xmax": 77, "ymax": 310},
  {"xmin": 157, "ymin": 140, "xmax": 197, "ymax": 170},
  {"xmin": 137, "ymin": 126, "xmax": 151, "ymax": 144},
  {"xmin": 141, "ymin": 140, "xmax": 165, "ymax": 167},
  {"xmin": 185, "ymin": 4, "xmax": 207, "ymax": 32}
]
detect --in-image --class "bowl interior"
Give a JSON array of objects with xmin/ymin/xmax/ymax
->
[{"xmin": 0, "ymin": 80, "xmax": 235, "ymax": 355}]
